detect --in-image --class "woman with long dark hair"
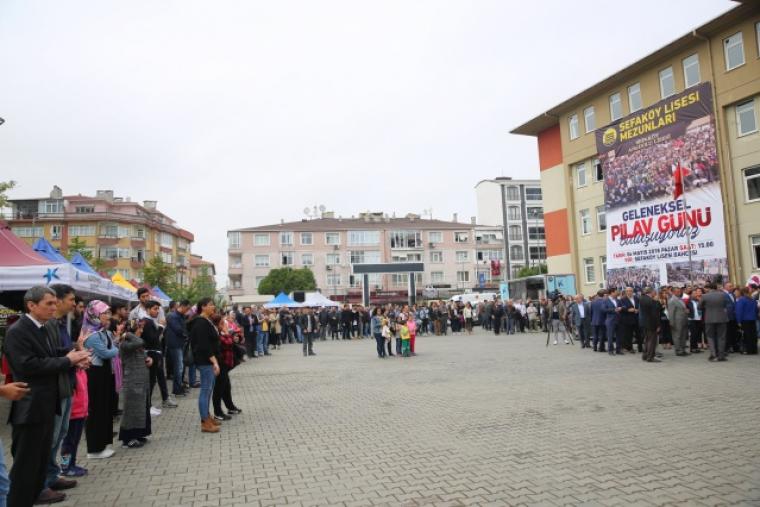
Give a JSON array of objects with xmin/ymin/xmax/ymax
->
[
  {"xmin": 212, "ymin": 315, "xmax": 242, "ymax": 421},
  {"xmin": 189, "ymin": 298, "xmax": 221, "ymax": 433}
]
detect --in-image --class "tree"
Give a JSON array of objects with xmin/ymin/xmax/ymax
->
[
  {"xmin": 256, "ymin": 267, "xmax": 316, "ymax": 295},
  {"xmin": 142, "ymin": 256, "xmax": 177, "ymax": 293},
  {"xmin": 516, "ymin": 264, "xmax": 548, "ymax": 278},
  {"xmin": 65, "ymin": 236, "xmax": 107, "ymax": 273},
  {"xmin": 0, "ymin": 180, "xmax": 16, "ymax": 216},
  {"xmin": 170, "ymin": 266, "xmax": 216, "ymax": 303}
]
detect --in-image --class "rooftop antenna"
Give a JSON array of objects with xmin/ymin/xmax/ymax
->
[
  {"xmin": 304, "ymin": 204, "xmax": 325, "ymax": 220},
  {"xmin": 423, "ymin": 208, "xmax": 433, "ymax": 219}
]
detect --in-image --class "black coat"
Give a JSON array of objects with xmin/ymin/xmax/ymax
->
[
  {"xmin": 639, "ymin": 294, "xmax": 661, "ymax": 332},
  {"xmin": 3, "ymin": 315, "xmax": 71, "ymax": 425},
  {"xmin": 189, "ymin": 316, "xmax": 220, "ymax": 366}
]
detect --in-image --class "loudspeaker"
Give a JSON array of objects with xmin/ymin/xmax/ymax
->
[{"xmin": 293, "ymin": 291, "xmax": 306, "ymax": 303}]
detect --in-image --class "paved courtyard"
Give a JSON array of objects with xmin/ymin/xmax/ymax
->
[{"xmin": 2, "ymin": 329, "xmax": 760, "ymax": 506}]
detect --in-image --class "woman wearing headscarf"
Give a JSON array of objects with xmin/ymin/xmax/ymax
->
[
  {"xmin": 82, "ymin": 300, "xmax": 120, "ymax": 458},
  {"xmin": 118, "ymin": 319, "xmax": 153, "ymax": 448}
]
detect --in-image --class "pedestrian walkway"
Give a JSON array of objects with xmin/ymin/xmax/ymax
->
[{"xmin": 2, "ymin": 330, "xmax": 759, "ymax": 506}]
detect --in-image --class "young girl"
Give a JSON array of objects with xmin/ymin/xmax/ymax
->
[
  {"xmin": 406, "ymin": 317, "xmax": 417, "ymax": 356},
  {"xmin": 60, "ymin": 367, "xmax": 88, "ymax": 476},
  {"xmin": 381, "ymin": 317, "xmax": 393, "ymax": 357},
  {"xmin": 400, "ymin": 321, "xmax": 411, "ymax": 357}
]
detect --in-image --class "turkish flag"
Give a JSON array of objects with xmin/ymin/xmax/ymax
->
[
  {"xmin": 672, "ymin": 162, "xmax": 691, "ymax": 200},
  {"xmin": 490, "ymin": 260, "xmax": 500, "ymax": 277}
]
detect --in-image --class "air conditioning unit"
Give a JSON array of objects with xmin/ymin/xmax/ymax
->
[
  {"xmin": 326, "ymin": 265, "xmax": 332, "ymax": 271},
  {"xmin": 428, "ymin": 242, "xmax": 435, "ymax": 248},
  {"xmin": 332, "ymin": 245, "xmax": 339, "ymax": 250}
]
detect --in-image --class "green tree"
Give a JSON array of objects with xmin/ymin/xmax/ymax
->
[
  {"xmin": 0, "ymin": 180, "xmax": 16, "ymax": 215},
  {"xmin": 142, "ymin": 255, "xmax": 177, "ymax": 293},
  {"xmin": 256, "ymin": 267, "xmax": 316, "ymax": 295},
  {"xmin": 516, "ymin": 264, "xmax": 548, "ymax": 278},
  {"xmin": 65, "ymin": 236, "xmax": 107, "ymax": 273},
  {"xmin": 170, "ymin": 266, "xmax": 216, "ymax": 302}
]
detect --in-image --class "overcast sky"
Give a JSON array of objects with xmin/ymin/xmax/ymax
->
[{"xmin": 0, "ymin": 0, "xmax": 734, "ymax": 284}]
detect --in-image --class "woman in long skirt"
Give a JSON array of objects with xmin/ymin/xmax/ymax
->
[
  {"xmin": 118, "ymin": 322, "xmax": 152, "ymax": 448},
  {"xmin": 83, "ymin": 300, "xmax": 120, "ymax": 459}
]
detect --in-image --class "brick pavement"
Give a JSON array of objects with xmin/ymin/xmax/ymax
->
[{"xmin": 2, "ymin": 329, "xmax": 759, "ymax": 506}]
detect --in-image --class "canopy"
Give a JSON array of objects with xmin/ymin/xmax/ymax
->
[
  {"xmin": 152, "ymin": 286, "xmax": 171, "ymax": 302},
  {"xmin": 32, "ymin": 237, "xmax": 69, "ymax": 263},
  {"xmin": 302, "ymin": 292, "xmax": 339, "ymax": 307},
  {"xmin": 70, "ymin": 252, "xmax": 99, "ymax": 275},
  {"xmin": 0, "ymin": 223, "xmax": 51, "ymax": 267},
  {"xmin": 111, "ymin": 273, "xmax": 137, "ymax": 292},
  {"xmin": 263, "ymin": 291, "xmax": 301, "ymax": 308}
]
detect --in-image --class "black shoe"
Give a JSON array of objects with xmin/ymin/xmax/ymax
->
[
  {"xmin": 717, "ymin": 357, "xmax": 727, "ymax": 362},
  {"xmin": 264, "ymin": 352, "xmax": 271, "ymax": 356},
  {"xmin": 647, "ymin": 358, "xmax": 662, "ymax": 363},
  {"xmin": 308, "ymin": 352, "xmax": 317, "ymax": 356},
  {"xmin": 708, "ymin": 355, "xmax": 716, "ymax": 362},
  {"xmin": 50, "ymin": 478, "xmax": 77, "ymax": 491},
  {"xmin": 228, "ymin": 408, "xmax": 242, "ymax": 414},
  {"xmin": 215, "ymin": 413, "xmax": 232, "ymax": 421},
  {"xmin": 691, "ymin": 349, "xmax": 703, "ymax": 353}
]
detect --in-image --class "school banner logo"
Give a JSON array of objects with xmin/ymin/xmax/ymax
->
[{"xmin": 595, "ymin": 82, "xmax": 728, "ymax": 288}]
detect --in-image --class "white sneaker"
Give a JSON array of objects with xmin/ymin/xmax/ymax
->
[
  {"xmin": 565, "ymin": 339, "xmax": 570, "ymax": 344},
  {"xmin": 150, "ymin": 406, "xmax": 162, "ymax": 417},
  {"xmin": 553, "ymin": 340, "xmax": 558, "ymax": 345},
  {"xmin": 87, "ymin": 448, "xmax": 115, "ymax": 459}
]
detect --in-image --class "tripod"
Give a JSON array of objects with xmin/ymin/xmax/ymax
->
[{"xmin": 546, "ymin": 318, "xmax": 575, "ymax": 347}]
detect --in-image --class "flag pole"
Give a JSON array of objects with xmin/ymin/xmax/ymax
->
[{"xmin": 680, "ymin": 161, "xmax": 694, "ymax": 287}]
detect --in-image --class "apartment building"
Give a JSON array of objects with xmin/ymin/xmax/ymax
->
[
  {"xmin": 512, "ymin": 3, "xmax": 760, "ymax": 294},
  {"xmin": 475, "ymin": 177, "xmax": 546, "ymax": 278},
  {"xmin": 227, "ymin": 212, "xmax": 480, "ymax": 304},
  {"xmin": 6, "ymin": 186, "xmax": 196, "ymax": 284}
]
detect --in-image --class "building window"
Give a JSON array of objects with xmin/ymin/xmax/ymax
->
[
  {"xmin": 68, "ymin": 225, "xmax": 96, "ymax": 236},
  {"xmin": 11, "ymin": 226, "xmax": 42, "ymax": 238},
  {"xmin": 75, "ymin": 206, "xmax": 94, "ymax": 214},
  {"xmin": 508, "ymin": 225, "xmax": 522, "ymax": 241},
  {"xmin": 529, "ymin": 246, "xmax": 546, "ymax": 260},
  {"xmin": 392, "ymin": 253, "xmax": 421, "ymax": 263},
  {"xmin": 428, "ymin": 231, "xmax": 443, "ymax": 244},
  {"xmin": 610, "ymin": 92, "xmax": 623, "ymax": 120},
  {"xmin": 135, "ymin": 227, "xmax": 147, "ymax": 240},
  {"xmin": 160, "ymin": 232, "xmax": 173, "ymax": 247},
  {"xmin": 350, "ymin": 250, "xmax": 380, "ymax": 264},
  {"xmin": 525, "ymin": 187, "xmax": 542, "ymax": 200},
  {"xmin": 600, "ymin": 256, "xmax": 607, "ymax": 282},
  {"xmin": 528, "ymin": 226, "xmax": 545, "ymax": 240},
  {"xmin": 228, "ymin": 232, "xmax": 241, "ymax": 248},
  {"xmin": 390, "ymin": 230, "xmax": 421, "ymax": 249},
  {"xmin": 724, "ymin": 32, "xmax": 745, "ymax": 70},
  {"xmin": 510, "ymin": 245, "xmax": 524, "ymax": 261},
  {"xmin": 229, "ymin": 255, "xmax": 242, "ymax": 268},
  {"xmin": 736, "ymin": 100, "xmax": 757, "ymax": 137},
  {"xmin": 454, "ymin": 231, "xmax": 469, "ymax": 243},
  {"xmin": 526, "ymin": 206, "xmax": 543, "ymax": 220},
  {"xmin": 42, "ymin": 200, "xmax": 63, "ymax": 214},
  {"xmin": 596, "ymin": 205, "xmax": 607, "ymax": 232},
  {"xmin": 430, "ymin": 251, "xmax": 443, "ymax": 263},
  {"xmin": 301, "ymin": 253, "xmax": 313, "ymax": 266},
  {"xmin": 627, "ymin": 83, "xmax": 642, "ymax": 113},
  {"xmin": 430, "ymin": 271, "xmax": 444, "ymax": 283},
  {"xmin": 280, "ymin": 232, "xmax": 293, "ymax": 245},
  {"xmin": 583, "ymin": 257, "xmax": 595, "ymax": 284},
  {"xmin": 569, "ymin": 114, "xmax": 579, "ymax": 140},
  {"xmin": 744, "ymin": 166, "xmax": 760, "ymax": 202},
  {"xmin": 506, "ymin": 186, "xmax": 520, "ymax": 201},
  {"xmin": 281, "ymin": 252, "xmax": 294, "ymax": 266},
  {"xmin": 594, "ymin": 158, "xmax": 603, "ymax": 182},
  {"xmin": 325, "ymin": 232, "xmax": 340, "ymax": 245},
  {"xmin": 456, "ymin": 271, "xmax": 470, "ymax": 283},
  {"xmin": 507, "ymin": 206, "xmax": 521, "ymax": 221},
  {"xmin": 580, "ymin": 209, "xmax": 591, "ymax": 235},
  {"xmin": 254, "ymin": 255, "xmax": 270, "ymax": 267},
  {"xmin": 254, "ymin": 233, "xmax": 270, "ymax": 246},
  {"xmin": 477, "ymin": 249, "xmax": 503, "ymax": 261},
  {"xmin": 683, "ymin": 54, "xmax": 700, "ymax": 88},
  {"xmin": 455, "ymin": 251, "xmax": 469, "ymax": 262},
  {"xmin": 348, "ymin": 230, "xmax": 380, "ymax": 246},
  {"xmin": 659, "ymin": 66, "xmax": 675, "ymax": 99},
  {"xmin": 51, "ymin": 225, "xmax": 62, "ymax": 240},
  {"xmin": 326, "ymin": 274, "xmax": 341, "ymax": 286},
  {"xmin": 584, "ymin": 106, "xmax": 595, "ymax": 133},
  {"xmin": 752, "ymin": 236, "xmax": 760, "ymax": 269},
  {"xmin": 300, "ymin": 232, "xmax": 313, "ymax": 245},
  {"xmin": 326, "ymin": 253, "xmax": 341, "ymax": 266},
  {"xmin": 576, "ymin": 162, "xmax": 587, "ymax": 188}
]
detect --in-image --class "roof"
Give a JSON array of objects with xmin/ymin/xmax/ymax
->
[
  {"xmin": 474, "ymin": 177, "xmax": 541, "ymax": 187},
  {"xmin": 510, "ymin": 2, "xmax": 753, "ymax": 136},
  {"xmin": 229, "ymin": 217, "xmax": 479, "ymax": 233},
  {"xmin": 0, "ymin": 221, "xmax": 52, "ymax": 266}
]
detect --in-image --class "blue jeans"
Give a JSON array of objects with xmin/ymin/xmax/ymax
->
[
  {"xmin": 45, "ymin": 396, "xmax": 72, "ymax": 489},
  {"xmin": 296, "ymin": 325, "xmax": 303, "ymax": 343},
  {"xmin": 168, "ymin": 347, "xmax": 184, "ymax": 395},
  {"xmin": 0, "ymin": 439, "xmax": 9, "ymax": 507},
  {"xmin": 188, "ymin": 364, "xmax": 197, "ymax": 385},
  {"xmin": 257, "ymin": 331, "xmax": 268, "ymax": 355},
  {"xmin": 197, "ymin": 365, "xmax": 216, "ymax": 421}
]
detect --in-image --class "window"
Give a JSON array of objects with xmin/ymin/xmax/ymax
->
[
  {"xmin": 506, "ymin": 186, "xmax": 520, "ymax": 201},
  {"xmin": 528, "ymin": 226, "xmax": 545, "ymax": 240},
  {"xmin": 428, "ymin": 231, "xmax": 443, "ymax": 244},
  {"xmin": 11, "ymin": 226, "xmax": 42, "ymax": 238},
  {"xmin": 594, "ymin": 158, "xmax": 603, "ymax": 182},
  {"xmin": 350, "ymin": 250, "xmax": 380, "ymax": 264},
  {"xmin": 348, "ymin": 230, "xmax": 380, "ymax": 246},
  {"xmin": 392, "ymin": 253, "xmax": 421, "ymax": 263},
  {"xmin": 254, "ymin": 233, "xmax": 270, "ymax": 246},
  {"xmin": 161, "ymin": 252, "xmax": 172, "ymax": 264},
  {"xmin": 752, "ymin": 236, "xmax": 760, "ymax": 269},
  {"xmin": 326, "ymin": 253, "xmax": 340, "ymax": 265},
  {"xmin": 683, "ymin": 54, "xmax": 700, "ymax": 88},
  {"xmin": 430, "ymin": 271, "xmax": 444, "ymax": 283},
  {"xmin": 68, "ymin": 225, "xmax": 96, "ymax": 236},
  {"xmin": 627, "ymin": 84, "xmax": 642, "ymax": 113},
  {"xmin": 508, "ymin": 225, "xmax": 522, "ymax": 241},
  {"xmin": 610, "ymin": 92, "xmax": 623, "ymax": 120},
  {"xmin": 280, "ymin": 232, "xmax": 293, "ymax": 245},
  {"xmin": 454, "ymin": 231, "xmax": 469, "ymax": 243},
  {"xmin": 526, "ymin": 206, "xmax": 543, "ymax": 220},
  {"xmin": 576, "ymin": 162, "xmax": 587, "ymax": 187},
  {"xmin": 584, "ymin": 106, "xmax": 595, "ymax": 133},
  {"xmin": 160, "ymin": 232, "xmax": 173, "ymax": 247},
  {"xmin": 228, "ymin": 255, "xmax": 242, "ymax": 269},
  {"xmin": 100, "ymin": 247, "xmax": 132, "ymax": 260},
  {"xmin": 430, "ymin": 251, "xmax": 443, "ymax": 263},
  {"xmin": 255, "ymin": 254, "xmax": 270, "ymax": 267},
  {"xmin": 280, "ymin": 252, "xmax": 294, "ymax": 266},
  {"xmin": 51, "ymin": 225, "xmax": 62, "ymax": 240},
  {"xmin": 301, "ymin": 253, "xmax": 313, "ymax": 266},
  {"xmin": 135, "ymin": 227, "xmax": 146, "ymax": 239},
  {"xmin": 724, "ymin": 32, "xmax": 745, "ymax": 70},
  {"xmin": 327, "ymin": 274, "xmax": 341, "ymax": 286},
  {"xmin": 455, "ymin": 251, "xmax": 469, "ymax": 262},
  {"xmin": 477, "ymin": 249, "xmax": 503, "ymax": 261},
  {"xmin": 659, "ymin": 67, "xmax": 675, "ymax": 99},
  {"xmin": 525, "ymin": 187, "xmax": 542, "ymax": 200},
  {"xmin": 736, "ymin": 100, "xmax": 757, "ymax": 137},
  {"xmin": 101, "ymin": 224, "xmax": 118, "ymax": 238},
  {"xmin": 600, "ymin": 256, "xmax": 607, "ymax": 282},
  {"xmin": 456, "ymin": 271, "xmax": 470, "ymax": 284},
  {"xmin": 510, "ymin": 245, "xmax": 524, "ymax": 261},
  {"xmin": 596, "ymin": 205, "xmax": 607, "ymax": 232},
  {"xmin": 529, "ymin": 246, "xmax": 546, "ymax": 260},
  {"xmin": 568, "ymin": 114, "xmax": 579, "ymax": 140},
  {"xmin": 133, "ymin": 249, "xmax": 145, "ymax": 263},
  {"xmin": 300, "ymin": 232, "xmax": 313, "ymax": 245},
  {"xmin": 744, "ymin": 166, "xmax": 760, "ymax": 201},
  {"xmin": 325, "ymin": 232, "xmax": 340, "ymax": 245},
  {"xmin": 42, "ymin": 200, "xmax": 63, "ymax": 214},
  {"xmin": 114, "ymin": 269, "xmax": 131, "ymax": 279},
  {"xmin": 580, "ymin": 209, "xmax": 591, "ymax": 235},
  {"xmin": 507, "ymin": 206, "xmax": 521, "ymax": 221},
  {"xmin": 389, "ymin": 230, "xmax": 421, "ymax": 249},
  {"xmin": 75, "ymin": 206, "xmax": 94, "ymax": 214},
  {"xmin": 583, "ymin": 257, "xmax": 596, "ymax": 284}
]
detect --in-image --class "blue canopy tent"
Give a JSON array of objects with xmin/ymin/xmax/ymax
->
[
  {"xmin": 70, "ymin": 252, "xmax": 99, "ymax": 275},
  {"xmin": 153, "ymin": 286, "xmax": 171, "ymax": 301},
  {"xmin": 32, "ymin": 237, "xmax": 69, "ymax": 263},
  {"xmin": 263, "ymin": 291, "xmax": 301, "ymax": 308}
]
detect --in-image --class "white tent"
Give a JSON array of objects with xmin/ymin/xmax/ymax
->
[{"xmin": 302, "ymin": 292, "xmax": 340, "ymax": 307}]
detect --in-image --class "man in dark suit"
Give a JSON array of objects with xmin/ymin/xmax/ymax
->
[
  {"xmin": 700, "ymin": 283, "xmax": 729, "ymax": 361},
  {"xmin": 639, "ymin": 287, "xmax": 662, "ymax": 362},
  {"xmin": 590, "ymin": 290, "xmax": 607, "ymax": 352},
  {"xmin": 241, "ymin": 306, "xmax": 257, "ymax": 358},
  {"xmin": 722, "ymin": 282, "xmax": 739, "ymax": 353},
  {"xmin": 3, "ymin": 286, "xmax": 90, "ymax": 506},
  {"xmin": 570, "ymin": 294, "xmax": 592, "ymax": 348},
  {"xmin": 603, "ymin": 288, "xmax": 622, "ymax": 355},
  {"xmin": 301, "ymin": 308, "xmax": 319, "ymax": 356},
  {"xmin": 617, "ymin": 287, "xmax": 639, "ymax": 353}
]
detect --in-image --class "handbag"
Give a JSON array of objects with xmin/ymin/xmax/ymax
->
[{"xmin": 183, "ymin": 340, "xmax": 194, "ymax": 366}]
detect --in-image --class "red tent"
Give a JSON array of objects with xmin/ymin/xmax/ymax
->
[{"xmin": 0, "ymin": 221, "xmax": 50, "ymax": 266}]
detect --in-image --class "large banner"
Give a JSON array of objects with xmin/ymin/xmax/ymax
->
[{"xmin": 596, "ymin": 82, "xmax": 728, "ymax": 288}]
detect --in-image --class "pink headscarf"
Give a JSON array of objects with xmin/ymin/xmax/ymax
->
[{"xmin": 82, "ymin": 300, "xmax": 111, "ymax": 335}]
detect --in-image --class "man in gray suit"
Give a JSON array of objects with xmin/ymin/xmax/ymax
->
[
  {"xmin": 667, "ymin": 286, "xmax": 689, "ymax": 356},
  {"xmin": 699, "ymin": 283, "xmax": 729, "ymax": 361},
  {"xmin": 570, "ymin": 294, "xmax": 592, "ymax": 348}
]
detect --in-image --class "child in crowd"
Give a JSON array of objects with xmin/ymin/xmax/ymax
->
[
  {"xmin": 406, "ymin": 317, "xmax": 417, "ymax": 356},
  {"xmin": 60, "ymin": 367, "xmax": 88, "ymax": 476},
  {"xmin": 400, "ymin": 321, "xmax": 411, "ymax": 357},
  {"xmin": 381, "ymin": 317, "xmax": 394, "ymax": 357}
]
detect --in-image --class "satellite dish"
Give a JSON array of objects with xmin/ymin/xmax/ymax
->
[
  {"xmin": 319, "ymin": 204, "xmax": 326, "ymax": 212},
  {"xmin": 0, "ymin": 117, "xmax": 5, "ymax": 126},
  {"xmin": 303, "ymin": 207, "xmax": 311, "ymax": 215}
]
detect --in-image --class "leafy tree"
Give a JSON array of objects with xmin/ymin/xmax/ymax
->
[
  {"xmin": 516, "ymin": 264, "xmax": 548, "ymax": 278},
  {"xmin": 142, "ymin": 255, "xmax": 177, "ymax": 293},
  {"xmin": 65, "ymin": 236, "xmax": 107, "ymax": 273},
  {"xmin": 257, "ymin": 267, "xmax": 316, "ymax": 295},
  {"xmin": 0, "ymin": 180, "xmax": 16, "ymax": 214},
  {"xmin": 170, "ymin": 266, "xmax": 216, "ymax": 303}
]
